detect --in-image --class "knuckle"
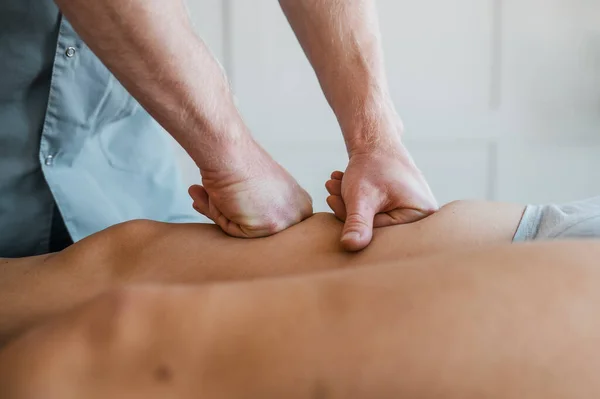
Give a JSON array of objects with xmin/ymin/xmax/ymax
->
[
  {"xmin": 249, "ymin": 218, "xmax": 283, "ymax": 237},
  {"xmin": 304, "ymin": 191, "xmax": 314, "ymax": 207},
  {"xmin": 266, "ymin": 220, "xmax": 282, "ymax": 234}
]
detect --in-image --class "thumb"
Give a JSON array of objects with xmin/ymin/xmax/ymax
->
[
  {"xmin": 188, "ymin": 185, "xmax": 210, "ymax": 218},
  {"xmin": 341, "ymin": 197, "xmax": 378, "ymax": 252}
]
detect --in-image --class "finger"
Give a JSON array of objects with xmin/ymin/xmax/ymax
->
[
  {"xmin": 326, "ymin": 195, "xmax": 347, "ymax": 221},
  {"xmin": 330, "ymin": 170, "xmax": 344, "ymax": 180},
  {"xmin": 205, "ymin": 195, "xmax": 248, "ymax": 238},
  {"xmin": 188, "ymin": 185, "xmax": 210, "ymax": 218},
  {"xmin": 325, "ymin": 179, "xmax": 342, "ymax": 196},
  {"xmin": 373, "ymin": 212, "xmax": 399, "ymax": 228},
  {"xmin": 190, "ymin": 185, "xmax": 248, "ymax": 237},
  {"xmin": 373, "ymin": 207, "xmax": 436, "ymax": 228},
  {"xmin": 341, "ymin": 197, "xmax": 378, "ymax": 252},
  {"xmin": 390, "ymin": 207, "xmax": 434, "ymax": 224}
]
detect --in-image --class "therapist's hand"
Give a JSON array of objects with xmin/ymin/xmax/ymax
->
[
  {"xmin": 325, "ymin": 142, "xmax": 438, "ymax": 252},
  {"xmin": 188, "ymin": 139, "xmax": 313, "ymax": 238}
]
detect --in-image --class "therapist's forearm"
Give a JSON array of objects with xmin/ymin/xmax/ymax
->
[
  {"xmin": 53, "ymin": 0, "xmax": 248, "ymax": 171},
  {"xmin": 279, "ymin": 0, "xmax": 401, "ymax": 154}
]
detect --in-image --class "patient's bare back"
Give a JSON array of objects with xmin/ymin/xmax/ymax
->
[{"xmin": 3, "ymin": 240, "xmax": 600, "ymax": 398}]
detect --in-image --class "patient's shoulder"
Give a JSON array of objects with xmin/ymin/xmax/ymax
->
[
  {"xmin": 308, "ymin": 212, "xmax": 341, "ymax": 224},
  {"xmin": 56, "ymin": 219, "xmax": 168, "ymax": 274},
  {"xmin": 293, "ymin": 213, "xmax": 343, "ymax": 233},
  {"xmin": 108, "ymin": 219, "xmax": 166, "ymax": 238}
]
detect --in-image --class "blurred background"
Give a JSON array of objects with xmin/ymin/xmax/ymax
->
[{"xmin": 177, "ymin": 0, "xmax": 600, "ymax": 212}]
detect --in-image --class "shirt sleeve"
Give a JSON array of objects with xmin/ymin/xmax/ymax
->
[{"xmin": 513, "ymin": 197, "xmax": 600, "ymax": 242}]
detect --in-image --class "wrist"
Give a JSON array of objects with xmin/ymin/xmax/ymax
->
[
  {"xmin": 340, "ymin": 101, "xmax": 405, "ymax": 157},
  {"xmin": 188, "ymin": 117, "xmax": 257, "ymax": 174}
]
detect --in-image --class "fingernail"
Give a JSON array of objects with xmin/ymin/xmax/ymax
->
[{"xmin": 342, "ymin": 232, "xmax": 360, "ymax": 242}]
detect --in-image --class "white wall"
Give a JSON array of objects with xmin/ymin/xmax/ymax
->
[{"xmin": 182, "ymin": 0, "xmax": 600, "ymax": 212}]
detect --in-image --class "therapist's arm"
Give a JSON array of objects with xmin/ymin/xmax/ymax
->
[
  {"xmin": 53, "ymin": 0, "xmax": 312, "ymax": 238},
  {"xmin": 279, "ymin": 0, "xmax": 438, "ymax": 251}
]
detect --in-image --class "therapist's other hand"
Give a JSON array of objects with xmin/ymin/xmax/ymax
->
[
  {"xmin": 188, "ymin": 139, "xmax": 313, "ymax": 238},
  {"xmin": 325, "ymin": 143, "xmax": 438, "ymax": 252}
]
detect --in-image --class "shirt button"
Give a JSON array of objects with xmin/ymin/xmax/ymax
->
[
  {"xmin": 65, "ymin": 47, "xmax": 76, "ymax": 58},
  {"xmin": 45, "ymin": 155, "xmax": 54, "ymax": 166}
]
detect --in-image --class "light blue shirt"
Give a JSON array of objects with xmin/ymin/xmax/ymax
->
[{"xmin": 0, "ymin": 1, "xmax": 200, "ymax": 257}]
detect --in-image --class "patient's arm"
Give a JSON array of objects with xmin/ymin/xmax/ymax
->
[
  {"xmin": 2, "ymin": 240, "xmax": 600, "ymax": 398},
  {"xmin": 0, "ymin": 200, "xmax": 524, "ymax": 344}
]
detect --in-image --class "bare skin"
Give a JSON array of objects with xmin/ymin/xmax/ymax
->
[
  {"xmin": 54, "ymin": 0, "xmax": 436, "ymax": 246},
  {"xmin": 0, "ymin": 200, "xmax": 524, "ymax": 345},
  {"xmin": 279, "ymin": 0, "xmax": 438, "ymax": 249},
  {"xmin": 2, "ymin": 240, "xmax": 600, "ymax": 398},
  {"xmin": 54, "ymin": 0, "xmax": 313, "ymax": 237}
]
